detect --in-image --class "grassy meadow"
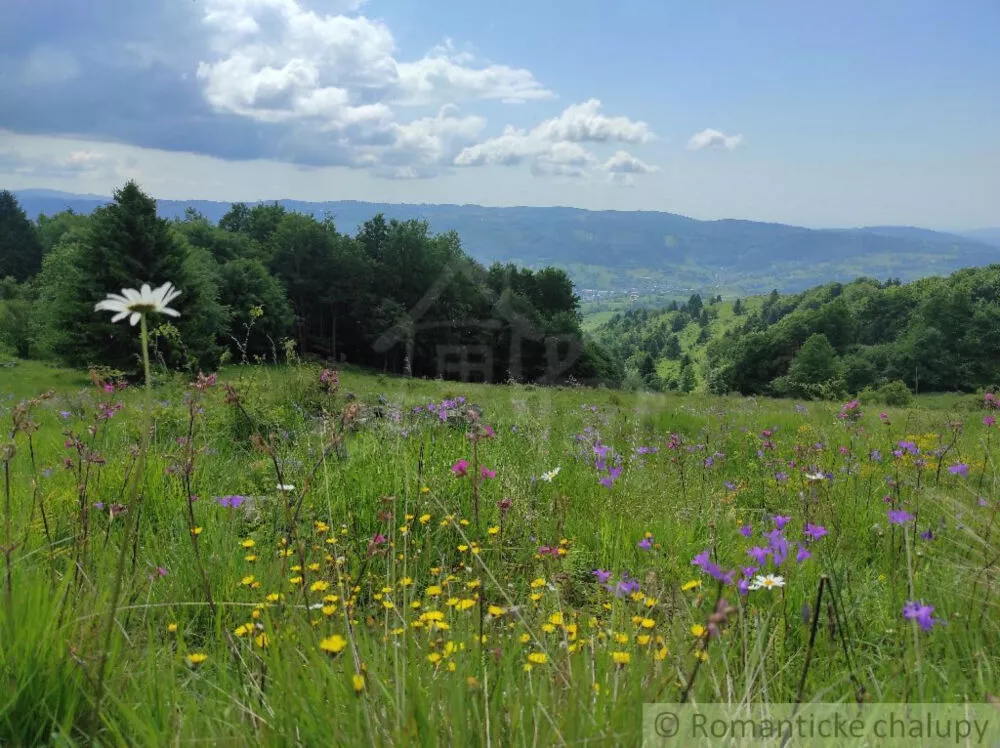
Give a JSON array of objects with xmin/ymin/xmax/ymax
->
[{"xmin": 1, "ymin": 359, "xmax": 998, "ymax": 745}]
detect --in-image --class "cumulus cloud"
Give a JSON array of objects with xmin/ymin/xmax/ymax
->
[
  {"xmin": 396, "ymin": 42, "xmax": 553, "ymax": 105},
  {"xmin": 532, "ymin": 99, "xmax": 654, "ymax": 144},
  {"xmin": 362, "ymin": 106, "xmax": 488, "ymax": 178},
  {"xmin": 188, "ymin": 0, "xmax": 556, "ymax": 175},
  {"xmin": 196, "ymin": 0, "xmax": 551, "ymax": 123},
  {"xmin": 687, "ymin": 128, "xmax": 744, "ymax": 151},
  {"xmin": 454, "ymin": 101, "xmax": 657, "ymax": 180},
  {"xmin": 601, "ymin": 150, "xmax": 660, "ymax": 174},
  {"xmin": 0, "ymin": 0, "xmax": 659, "ymax": 180}
]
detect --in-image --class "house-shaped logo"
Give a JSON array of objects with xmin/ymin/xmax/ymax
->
[{"xmin": 372, "ymin": 260, "xmax": 588, "ymax": 384}]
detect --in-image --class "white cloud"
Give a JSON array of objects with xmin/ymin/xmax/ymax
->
[
  {"xmin": 365, "ymin": 106, "xmax": 487, "ymax": 178},
  {"xmin": 687, "ymin": 128, "xmax": 744, "ymax": 151},
  {"xmin": 533, "ymin": 99, "xmax": 654, "ymax": 144},
  {"xmin": 454, "ymin": 101, "xmax": 656, "ymax": 180},
  {"xmin": 196, "ymin": 0, "xmax": 550, "ymax": 122},
  {"xmin": 396, "ymin": 42, "xmax": 552, "ymax": 105},
  {"xmin": 601, "ymin": 150, "xmax": 660, "ymax": 174},
  {"xmin": 193, "ymin": 0, "xmax": 554, "ymax": 176}
]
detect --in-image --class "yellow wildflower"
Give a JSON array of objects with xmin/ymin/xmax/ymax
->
[{"xmin": 320, "ymin": 635, "xmax": 347, "ymax": 654}]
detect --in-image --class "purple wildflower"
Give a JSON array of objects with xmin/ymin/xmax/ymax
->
[
  {"xmin": 451, "ymin": 460, "xmax": 470, "ymax": 477},
  {"xmin": 593, "ymin": 569, "xmax": 612, "ymax": 584},
  {"xmin": 708, "ymin": 566, "xmax": 736, "ymax": 585},
  {"xmin": 217, "ymin": 495, "xmax": 246, "ymax": 508},
  {"xmin": 746, "ymin": 546, "xmax": 771, "ymax": 565},
  {"xmin": 738, "ymin": 524, "xmax": 752, "ymax": 538},
  {"xmin": 795, "ymin": 545, "xmax": 811, "ymax": 564},
  {"xmin": 769, "ymin": 534, "xmax": 790, "ymax": 567},
  {"xmin": 888, "ymin": 509, "xmax": 914, "ymax": 525},
  {"xmin": 948, "ymin": 463, "xmax": 969, "ymax": 478},
  {"xmin": 637, "ymin": 535, "xmax": 653, "ymax": 550},
  {"xmin": 773, "ymin": 515, "xmax": 792, "ymax": 531},
  {"xmin": 804, "ymin": 523, "xmax": 828, "ymax": 541},
  {"xmin": 691, "ymin": 549, "xmax": 712, "ymax": 571},
  {"xmin": 613, "ymin": 575, "xmax": 640, "ymax": 597},
  {"xmin": 903, "ymin": 600, "xmax": 943, "ymax": 631}
]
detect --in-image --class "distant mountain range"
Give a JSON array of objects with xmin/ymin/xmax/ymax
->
[{"xmin": 11, "ymin": 188, "xmax": 1000, "ymax": 296}]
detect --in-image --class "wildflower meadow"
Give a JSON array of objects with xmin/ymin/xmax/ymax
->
[{"xmin": 1, "ymin": 356, "xmax": 999, "ymax": 743}]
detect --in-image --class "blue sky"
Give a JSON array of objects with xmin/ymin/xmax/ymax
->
[{"xmin": 0, "ymin": 0, "xmax": 997, "ymax": 228}]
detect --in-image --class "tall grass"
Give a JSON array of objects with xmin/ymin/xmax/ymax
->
[{"xmin": 0, "ymin": 362, "xmax": 997, "ymax": 744}]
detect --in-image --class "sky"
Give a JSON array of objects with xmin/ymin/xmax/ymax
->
[{"xmin": 0, "ymin": 0, "xmax": 998, "ymax": 229}]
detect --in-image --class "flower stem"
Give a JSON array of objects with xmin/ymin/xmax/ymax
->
[
  {"xmin": 94, "ymin": 313, "xmax": 153, "ymax": 722},
  {"xmin": 140, "ymin": 312, "xmax": 151, "ymax": 394}
]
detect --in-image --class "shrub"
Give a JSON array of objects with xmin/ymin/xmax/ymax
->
[{"xmin": 860, "ymin": 379, "xmax": 913, "ymax": 407}]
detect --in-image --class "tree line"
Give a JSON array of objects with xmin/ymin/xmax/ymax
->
[
  {"xmin": 0, "ymin": 185, "xmax": 621, "ymax": 385},
  {"xmin": 703, "ymin": 272, "xmax": 1000, "ymax": 397},
  {"xmin": 592, "ymin": 293, "xmax": 729, "ymax": 392}
]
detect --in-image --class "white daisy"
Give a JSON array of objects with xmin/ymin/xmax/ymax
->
[
  {"xmin": 540, "ymin": 467, "xmax": 561, "ymax": 482},
  {"xmin": 751, "ymin": 574, "xmax": 785, "ymax": 591},
  {"xmin": 94, "ymin": 282, "xmax": 181, "ymax": 326},
  {"xmin": 804, "ymin": 472, "xmax": 826, "ymax": 483},
  {"xmin": 277, "ymin": 484, "xmax": 295, "ymax": 492}
]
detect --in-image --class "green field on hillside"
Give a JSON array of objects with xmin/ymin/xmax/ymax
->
[{"xmin": 0, "ymin": 360, "xmax": 997, "ymax": 744}]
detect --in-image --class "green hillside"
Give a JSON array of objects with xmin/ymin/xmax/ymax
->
[{"xmin": 593, "ymin": 265, "xmax": 1000, "ymax": 399}]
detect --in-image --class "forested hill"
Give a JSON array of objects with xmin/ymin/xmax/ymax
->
[
  {"xmin": 0, "ymin": 185, "xmax": 621, "ymax": 386},
  {"xmin": 12, "ymin": 189, "xmax": 998, "ymax": 295},
  {"xmin": 594, "ymin": 267, "xmax": 1000, "ymax": 398}
]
